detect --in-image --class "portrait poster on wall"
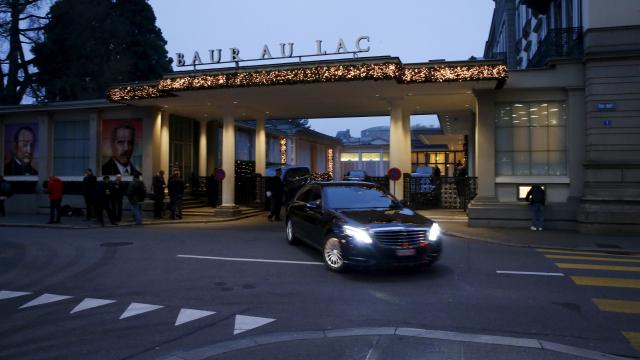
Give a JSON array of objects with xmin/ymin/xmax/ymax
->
[
  {"xmin": 101, "ymin": 118, "xmax": 142, "ymax": 176},
  {"xmin": 3, "ymin": 123, "xmax": 39, "ymax": 176}
]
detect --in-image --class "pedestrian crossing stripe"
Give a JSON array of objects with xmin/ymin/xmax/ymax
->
[
  {"xmin": 571, "ymin": 276, "xmax": 640, "ymax": 289},
  {"xmin": 593, "ymin": 299, "xmax": 640, "ymax": 314},
  {"xmin": 71, "ymin": 298, "xmax": 117, "ymax": 314},
  {"xmin": 537, "ymin": 248, "xmax": 640, "ymax": 259},
  {"xmin": 19, "ymin": 294, "xmax": 73, "ymax": 309},
  {"xmin": 555, "ymin": 263, "xmax": 640, "ymax": 272},
  {"xmin": 623, "ymin": 332, "xmax": 640, "ymax": 352},
  {"xmin": 545, "ymin": 255, "xmax": 640, "ymax": 264},
  {"xmin": 0, "ymin": 291, "xmax": 31, "ymax": 300}
]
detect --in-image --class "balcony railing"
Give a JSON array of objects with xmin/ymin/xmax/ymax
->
[{"xmin": 528, "ymin": 27, "xmax": 583, "ymax": 68}]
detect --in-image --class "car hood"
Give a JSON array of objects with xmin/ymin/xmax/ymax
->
[{"xmin": 334, "ymin": 208, "xmax": 432, "ymax": 227}]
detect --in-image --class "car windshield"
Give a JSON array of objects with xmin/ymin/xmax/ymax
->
[
  {"xmin": 348, "ymin": 171, "xmax": 365, "ymax": 177},
  {"xmin": 324, "ymin": 185, "xmax": 397, "ymax": 209}
]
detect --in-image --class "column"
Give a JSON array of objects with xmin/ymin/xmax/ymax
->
[
  {"xmin": 389, "ymin": 102, "xmax": 411, "ymax": 199},
  {"xmin": 220, "ymin": 113, "xmax": 238, "ymax": 209},
  {"xmin": 160, "ymin": 110, "xmax": 170, "ymax": 174},
  {"xmin": 473, "ymin": 91, "xmax": 496, "ymax": 200},
  {"xmin": 199, "ymin": 120, "xmax": 208, "ymax": 176},
  {"xmin": 255, "ymin": 115, "xmax": 266, "ymax": 176}
]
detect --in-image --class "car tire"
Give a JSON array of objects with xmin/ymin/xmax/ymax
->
[
  {"xmin": 286, "ymin": 218, "xmax": 300, "ymax": 245},
  {"xmin": 323, "ymin": 235, "xmax": 347, "ymax": 272}
]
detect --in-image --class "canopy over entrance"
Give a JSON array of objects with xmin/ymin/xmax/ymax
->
[
  {"xmin": 108, "ymin": 56, "xmax": 507, "ymax": 122},
  {"xmin": 108, "ymin": 57, "xmax": 507, "ymax": 208}
]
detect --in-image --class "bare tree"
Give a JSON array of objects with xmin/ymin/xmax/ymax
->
[{"xmin": 0, "ymin": 0, "xmax": 49, "ymax": 105}]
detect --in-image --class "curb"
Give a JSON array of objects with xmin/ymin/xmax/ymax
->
[
  {"xmin": 442, "ymin": 230, "xmax": 640, "ymax": 255},
  {"xmin": 0, "ymin": 212, "xmax": 264, "ymax": 230},
  {"xmin": 159, "ymin": 327, "xmax": 636, "ymax": 360}
]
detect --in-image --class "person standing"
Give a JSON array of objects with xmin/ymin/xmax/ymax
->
[
  {"xmin": 168, "ymin": 170, "xmax": 185, "ymax": 220},
  {"xmin": 454, "ymin": 161, "xmax": 468, "ymax": 209},
  {"xmin": 95, "ymin": 176, "xmax": 117, "ymax": 226},
  {"xmin": 152, "ymin": 170, "xmax": 166, "ymax": 218},
  {"xmin": 110, "ymin": 174, "xmax": 125, "ymax": 222},
  {"xmin": 45, "ymin": 176, "xmax": 63, "ymax": 224},
  {"xmin": 525, "ymin": 185, "xmax": 546, "ymax": 231},
  {"xmin": 128, "ymin": 173, "xmax": 146, "ymax": 225},
  {"xmin": 205, "ymin": 172, "xmax": 218, "ymax": 207},
  {"xmin": 0, "ymin": 175, "xmax": 12, "ymax": 216},
  {"xmin": 82, "ymin": 169, "xmax": 97, "ymax": 221},
  {"xmin": 267, "ymin": 168, "xmax": 284, "ymax": 221}
]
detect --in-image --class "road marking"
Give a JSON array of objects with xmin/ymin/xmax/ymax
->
[
  {"xmin": 177, "ymin": 254, "xmax": 323, "ymax": 265},
  {"xmin": 233, "ymin": 315, "xmax": 276, "ymax": 335},
  {"xmin": 593, "ymin": 299, "xmax": 640, "ymax": 314},
  {"xmin": 19, "ymin": 293, "xmax": 72, "ymax": 309},
  {"xmin": 537, "ymin": 249, "xmax": 640, "ymax": 258},
  {"xmin": 496, "ymin": 271, "xmax": 564, "ymax": 276},
  {"xmin": 0, "ymin": 290, "xmax": 31, "ymax": 300},
  {"xmin": 175, "ymin": 308, "xmax": 216, "ymax": 326},
  {"xmin": 623, "ymin": 332, "xmax": 640, "ymax": 352},
  {"xmin": 119, "ymin": 302, "xmax": 164, "ymax": 319},
  {"xmin": 70, "ymin": 298, "xmax": 117, "ymax": 314},
  {"xmin": 571, "ymin": 276, "xmax": 640, "ymax": 289},
  {"xmin": 545, "ymin": 255, "xmax": 640, "ymax": 263},
  {"xmin": 556, "ymin": 263, "xmax": 640, "ymax": 272}
]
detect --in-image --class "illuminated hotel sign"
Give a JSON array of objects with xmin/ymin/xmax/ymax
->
[{"xmin": 176, "ymin": 36, "xmax": 371, "ymax": 68}]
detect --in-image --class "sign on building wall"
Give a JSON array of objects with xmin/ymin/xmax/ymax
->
[
  {"xmin": 3, "ymin": 123, "xmax": 39, "ymax": 176},
  {"xmin": 101, "ymin": 119, "xmax": 143, "ymax": 177}
]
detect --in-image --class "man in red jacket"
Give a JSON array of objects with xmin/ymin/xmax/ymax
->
[{"xmin": 45, "ymin": 176, "xmax": 63, "ymax": 224}]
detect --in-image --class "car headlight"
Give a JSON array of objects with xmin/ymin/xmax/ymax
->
[
  {"xmin": 343, "ymin": 225, "xmax": 373, "ymax": 244},
  {"xmin": 428, "ymin": 223, "xmax": 441, "ymax": 241}
]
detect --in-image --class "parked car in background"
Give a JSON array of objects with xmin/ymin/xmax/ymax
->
[
  {"xmin": 411, "ymin": 166, "xmax": 435, "ymax": 192},
  {"xmin": 266, "ymin": 166, "xmax": 311, "ymax": 203},
  {"xmin": 343, "ymin": 170, "xmax": 370, "ymax": 182},
  {"xmin": 285, "ymin": 182, "xmax": 442, "ymax": 272}
]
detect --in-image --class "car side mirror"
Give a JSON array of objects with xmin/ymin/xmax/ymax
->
[{"xmin": 399, "ymin": 199, "xmax": 408, "ymax": 207}]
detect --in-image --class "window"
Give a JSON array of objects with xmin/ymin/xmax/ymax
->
[
  {"xmin": 340, "ymin": 153, "xmax": 359, "ymax": 161},
  {"xmin": 361, "ymin": 152, "xmax": 381, "ymax": 161},
  {"xmin": 496, "ymin": 102, "xmax": 567, "ymax": 176},
  {"xmin": 54, "ymin": 120, "xmax": 89, "ymax": 176}
]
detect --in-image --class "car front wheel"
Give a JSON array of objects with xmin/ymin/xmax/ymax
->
[
  {"xmin": 286, "ymin": 219, "xmax": 300, "ymax": 245},
  {"xmin": 323, "ymin": 236, "xmax": 346, "ymax": 272}
]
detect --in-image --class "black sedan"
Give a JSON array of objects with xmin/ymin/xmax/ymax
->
[{"xmin": 285, "ymin": 182, "xmax": 442, "ymax": 272}]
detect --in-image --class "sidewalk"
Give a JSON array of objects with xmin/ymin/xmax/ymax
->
[
  {"xmin": 0, "ymin": 206, "xmax": 264, "ymax": 229},
  {"xmin": 417, "ymin": 210, "xmax": 640, "ymax": 253}
]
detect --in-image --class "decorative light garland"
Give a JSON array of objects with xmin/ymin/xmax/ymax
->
[
  {"xmin": 279, "ymin": 137, "xmax": 287, "ymax": 165},
  {"xmin": 326, "ymin": 148, "xmax": 334, "ymax": 178},
  {"xmin": 108, "ymin": 62, "xmax": 508, "ymax": 102}
]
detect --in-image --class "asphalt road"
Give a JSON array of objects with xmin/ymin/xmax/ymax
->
[{"xmin": 0, "ymin": 217, "xmax": 638, "ymax": 360}]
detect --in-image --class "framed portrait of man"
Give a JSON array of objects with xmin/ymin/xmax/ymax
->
[
  {"xmin": 101, "ymin": 119, "xmax": 142, "ymax": 176},
  {"xmin": 3, "ymin": 123, "xmax": 39, "ymax": 176}
]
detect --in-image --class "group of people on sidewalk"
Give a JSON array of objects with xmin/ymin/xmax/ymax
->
[{"xmin": 81, "ymin": 169, "xmax": 146, "ymax": 226}]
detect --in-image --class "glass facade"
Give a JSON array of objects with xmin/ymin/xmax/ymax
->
[
  {"xmin": 495, "ymin": 102, "xmax": 567, "ymax": 176},
  {"xmin": 412, "ymin": 151, "xmax": 465, "ymax": 176},
  {"xmin": 53, "ymin": 120, "xmax": 89, "ymax": 176}
]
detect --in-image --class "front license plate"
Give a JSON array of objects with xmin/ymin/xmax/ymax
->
[{"xmin": 396, "ymin": 249, "xmax": 416, "ymax": 256}]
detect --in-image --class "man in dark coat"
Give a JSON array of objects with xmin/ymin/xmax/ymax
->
[
  {"xmin": 152, "ymin": 170, "xmax": 166, "ymax": 218},
  {"xmin": 168, "ymin": 170, "xmax": 185, "ymax": 220},
  {"xmin": 205, "ymin": 172, "xmax": 219, "ymax": 207},
  {"xmin": 267, "ymin": 168, "xmax": 284, "ymax": 221},
  {"xmin": 95, "ymin": 176, "xmax": 117, "ymax": 226},
  {"xmin": 525, "ymin": 185, "xmax": 546, "ymax": 231},
  {"xmin": 128, "ymin": 173, "xmax": 146, "ymax": 225},
  {"xmin": 82, "ymin": 169, "xmax": 97, "ymax": 220},
  {"xmin": 0, "ymin": 175, "xmax": 12, "ymax": 216},
  {"xmin": 110, "ymin": 174, "xmax": 126, "ymax": 222}
]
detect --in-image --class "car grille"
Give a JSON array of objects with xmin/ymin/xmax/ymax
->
[{"xmin": 372, "ymin": 228, "xmax": 427, "ymax": 248}]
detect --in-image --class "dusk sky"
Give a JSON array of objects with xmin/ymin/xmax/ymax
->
[{"xmin": 147, "ymin": 0, "xmax": 495, "ymax": 137}]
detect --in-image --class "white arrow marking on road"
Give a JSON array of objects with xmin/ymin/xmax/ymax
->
[
  {"xmin": 175, "ymin": 308, "xmax": 216, "ymax": 326},
  {"xmin": 70, "ymin": 298, "xmax": 117, "ymax": 314},
  {"xmin": 119, "ymin": 302, "xmax": 164, "ymax": 319},
  {"xmin": 19, "ymin": 293, "xmax": 73, "ymax": 309},
  {"xmin": 0, "ymin": 290, "xmax": 31, "ymax": 300},
  {"xmin": 233, "ymin": 315, "xmax": 276, "ymax": 335}
]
